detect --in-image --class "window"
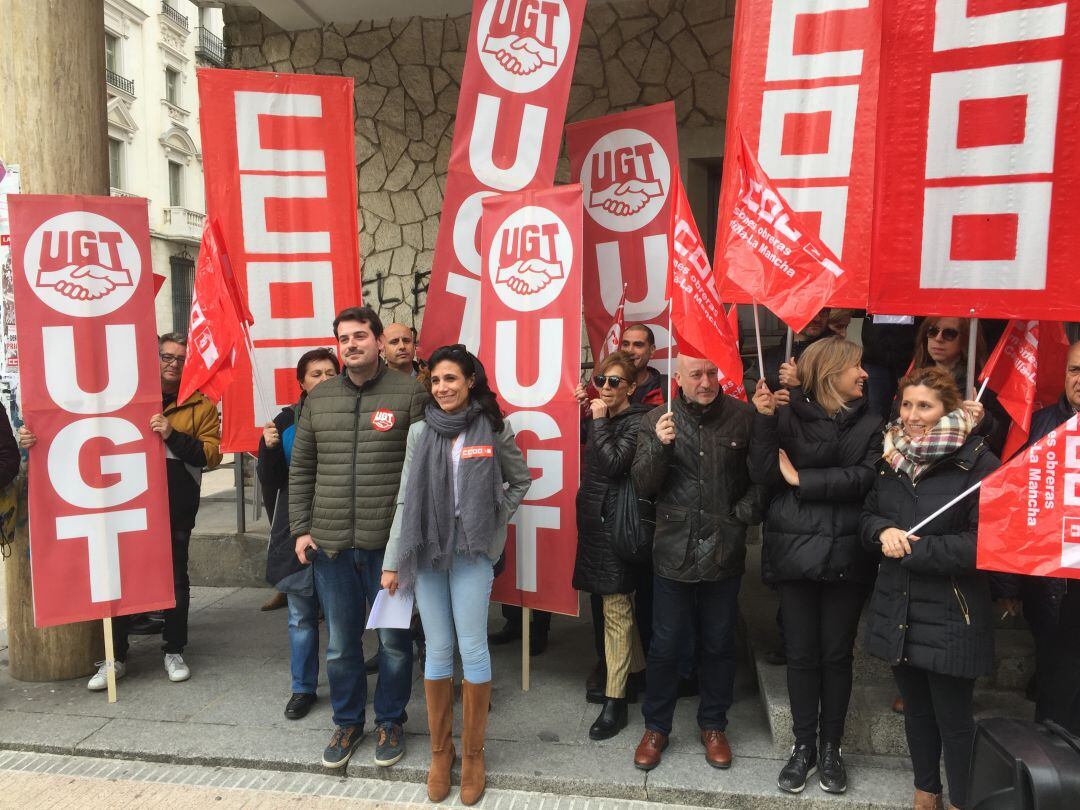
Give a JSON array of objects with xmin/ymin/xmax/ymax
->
[
  {"xmin": 168, "ymin": 160, "xmax": 183, "ymax": 206},
  {"xmin": 165, "ymin": 67, "xmax": 181, "ymax": 106},
  {"xmin": 170, "ymin": 255, "xmax": 195, "ymax": 335},
  {"xmin": 105, "ymin": 33, "xmax": 120, "ymax": 74},
  {"xmin": 108, "ymin": 138, "xmax": 123, "ymax": 189}
]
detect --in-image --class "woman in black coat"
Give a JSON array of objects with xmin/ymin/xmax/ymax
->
[
  {"xmin": 862, "ymin": 367, "xmax": 998, "ymax": 810},
  {"xmin": 750, "ymin": 336, "xmax": 883, "ymax": 795},
  {"xmin": 572, "ymin": 350, "xmax": 650, "ymax": 742}
]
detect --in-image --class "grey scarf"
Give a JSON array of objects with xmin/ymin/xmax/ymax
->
[{"xmin": 396, "ymin": 401, "xmax": 504, "ymax": 592}]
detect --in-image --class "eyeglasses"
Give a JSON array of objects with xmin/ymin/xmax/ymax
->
[
  {"xmin": 927, "ymin": 326, "xmax": 960, "ymax": 342},
  {"xmin": 593, "ymin": 374, "xmax": 627, "ymax": 389},
  {"xmin": 159, "ymin": 353, "xmax": 187, "ymax": 366}
]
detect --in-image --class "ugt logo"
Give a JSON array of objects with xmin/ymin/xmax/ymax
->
[
  {"xmin": 22, "ymin": 211, "xmax": 141, "ymax": 318},
  {"xmin": 477, "ymin": 0, "xmax": 570, "ymax": 92},
  {"xmin": 489, "ymin": 205, "xmax": 573, "ymax": 313},
  {"xmin": 580, "ymin": 129, "xmax": 671, "ymax": 232}
]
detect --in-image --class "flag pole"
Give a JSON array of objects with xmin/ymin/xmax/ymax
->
[
  {"xmin": 906, "ymin": 479, "xmax": 984, "ymax": 538},
  {"xmin": 522, "ymin": 606, "xmax": 531, "ymax": 692},
  {"xmin": 784, "ymin": 327, "xmax": 793, "ymax": 363},
  {"xmin": 752, "ymin": 301, "xmax": 766, "ymax": 383},
  {"xmin": 667, "ymin": 303, "xmax": 675, "ymax": 415},
  {"xmin": 102, "ymin": 618, "xmax": 117, "ymax": 704},
  {"xmin": 966, "ymin": 315, "xmax": 978, "ymax": 399},
  {"xmin": 975, "ymin": 377, "xmax": 989, "ymax": 403}
]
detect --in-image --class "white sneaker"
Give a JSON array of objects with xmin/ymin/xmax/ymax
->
[
  {"xmin": 164, "ymin": 653, "xmax": 190, "ymax": 683},
  {"xmin": 87, "ymin": 660, "xmax": 126, "ymax": 691}
]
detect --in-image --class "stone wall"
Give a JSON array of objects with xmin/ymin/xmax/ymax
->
[{"xmin": 223, "ymin": 0, "xmax": 735, "ymax": 330}]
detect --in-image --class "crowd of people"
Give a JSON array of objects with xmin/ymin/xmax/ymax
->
[{"xmin": 11, "ymin": 307, "xmax": 1080, "ymax": 810}]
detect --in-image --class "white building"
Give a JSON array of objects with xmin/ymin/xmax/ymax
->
[{"xmin": 104, "ymin": 0, "xmax": 225, "ymax": 334}]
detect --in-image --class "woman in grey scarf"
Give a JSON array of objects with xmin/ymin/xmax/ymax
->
[{"xmin": 382, "ymin": 345, "xmax": 531, "ymax": 806}]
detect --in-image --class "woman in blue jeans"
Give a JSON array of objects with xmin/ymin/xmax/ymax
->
[
  {"xmin": 258, "ymin": 348, "xmax": 339, "ymax": 720},
  {"xmin": 383, "ymin": 345, "xmax": 531, "ymax": 806}
]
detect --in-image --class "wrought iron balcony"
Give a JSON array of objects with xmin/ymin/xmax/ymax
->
[
  {"xmin": 105, "ymin": 68, "xmax": 135, "ymax": 96},
  {"xmin": 195, "ymin": 27, "xmax": 225, "ymax": 67},
  {"xmin": 161, "ymin": 1, "xmax": 189, "ymax": 30}
]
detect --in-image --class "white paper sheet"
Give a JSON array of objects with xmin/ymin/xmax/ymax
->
[{"xmin": 365, "ymin": 588, "xmax": 414, "ymax": 630}]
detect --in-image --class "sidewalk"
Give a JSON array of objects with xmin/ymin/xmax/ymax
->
[{"xmin": 0, "ymin": 583, "xmax": 917, "ymax": 809}]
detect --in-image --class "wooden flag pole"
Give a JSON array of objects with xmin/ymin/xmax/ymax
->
[
  {"xmin": 102, "ymin": 618, "xmax": 117, "ymax": 704},
  {"xmin": 966, "ymin": 316, "xmax": 979, "ymax": 399},
  {"xmin": 752, "ymin": 302, "xmax": 766, "ymax": 382},
  {"xmin": 522, "ymin": 606, "xmax": 531, "ymax": 692}
]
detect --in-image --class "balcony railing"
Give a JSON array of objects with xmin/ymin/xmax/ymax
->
[
  {"xmin": 195, "ymin": 27, "xmax": 225, "ymax": 67},
  {"xmin": 162, "ymin": 206, "xmax": 205, "ymax": 243},
  {"xmin": 161, "ymin": 1, "xmax": 189, "ymax": 30},
  {"xmin": 105, "ymin": 68, "xmax": 135, "ymax": 96}
]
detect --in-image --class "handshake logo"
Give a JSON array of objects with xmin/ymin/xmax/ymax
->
[
  {"xmin": 489, "ymin": 205, "xmax": 573, "ymax": 313},
  {"xmin": 581, "ymin": 129, "xmax": 671, "ymax": 232},
  {"xmin": 477, "ymin": 0, "xmax": 570, "ymax": 92}
]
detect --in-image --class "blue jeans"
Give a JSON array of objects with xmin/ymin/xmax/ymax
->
[
  {"xmin": 288, "ymin": 590, "xmax": 320, "ymax": 694},
  {"xmin": 414, "ymin": 553, "xmax": 494, "ymax": 683},
  {"xmin": 642, "ymin": 575, "xmax": 742, "ymax": 736},
  {"xmin": 312, "ymin": 547, "xmax": 413, "ymax": 729}
]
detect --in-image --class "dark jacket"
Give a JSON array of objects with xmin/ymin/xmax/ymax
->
[
  {"xmin": 163, "ymin": 391, "xmax": 222, "ymax": 532},
  {"xmin": 860, "ymin": 435, "xmax": 999, "ymax": 679},
  {"xmin": 1030, "ymin": 395, "xmax": 1075, "ymax": 446},
  {"xmin": 631, "ymin": 366, "xmax": 667, "ymax": 407},
  {"xmin": 632, "ymin": 394, "xmax": 767, "ymax": 583},
  {"xmin": 750, "ymin": 390, "xmax": 883, "ymax": 584},
  {"xmin": 258, "ymin": 403, "xmax": 298, "ymax": 517},
  {"xmin": 0, "ymin": 406, "xmax": 19, "ymax": 488},
  {"xmin": 572, "ymin": 404, "xmax": 650, "ymax": 595},
  {"xmin": 289, "ymin": 361, "xmax": 429, "ymax": 552},
  {"xmin": 760, "ymin": 332, "xmax": 827, "ymax": 392},
  {"xmin": 860, "ymin": 318, "xmax": 918, "ymax": 374}
]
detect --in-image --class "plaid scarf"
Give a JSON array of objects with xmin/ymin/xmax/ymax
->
[{"xmin": 883, "ymin": 408, "xmax": 974, "ymax": 482}]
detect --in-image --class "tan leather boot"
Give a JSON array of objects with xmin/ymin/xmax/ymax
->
[
  {"xmin": 424, "ymin": 679, "xmax": 455, "ymax": 802},
  {"xmin": 914, "ymin": 789, "xmax": 944, "ymax": 810},
  {"xmin": 460, "ymin": 680, "xmax": 491, "ymax": 806}
]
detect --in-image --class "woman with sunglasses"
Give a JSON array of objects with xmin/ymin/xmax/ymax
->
[
  {"xmin": 381, "ymin": 345, "xmax": 530, "ymax": 806},
  {"xmin": 750, "ymin": 336, "xmax": 883, "ymax": 794},
  {"xmin": 572, "ymin": 351, "xmax": 652, "ymax": 740}
]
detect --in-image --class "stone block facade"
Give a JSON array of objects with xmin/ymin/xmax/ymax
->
[{"xmin": 223, "ymin": 0, "xmax": 735, "ymax": 332}]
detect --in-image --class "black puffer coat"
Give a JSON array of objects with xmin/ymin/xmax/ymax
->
[
  {"xmin": 750, "ymin": 390, "xmax": 883, "ymax": 585},
  {"xmin": 572, "ymin": 404, "xmax": 650, "ymax": 595},
  {"xmin": 861, "ymin": 435, "xmax": 998, "ymax": 679}
]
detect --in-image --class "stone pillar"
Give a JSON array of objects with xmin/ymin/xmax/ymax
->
[{"xmin": 0, "ymin": 0, "xmax": 106, "ymax": 680}]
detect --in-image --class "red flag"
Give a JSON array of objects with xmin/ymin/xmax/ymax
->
[
  {"xmin": 597, "ymin": 287, "xmax": 627, "ymax": 366},
  {"xmin": 978, "ymin": 413, "xmax": 1080, "ymax": 581},
  {"xmin": 668, "ymin": 171, "xmax": 745, "ymax": 401},
  {"xmin": 718, "ymin": 132, "xmax": 849, "ymax": 333},
  {"xmin": 979, "ymin": 320, "xmax": 1070, "ymax": 459},
  {"xmin": 152, "ymin": 273, "xmax": 166, "ymax": 297},
  {"xmin": 727, "ymin": 304, "xmax": 740, "ymax": 350},
  {"xmin": 178, "ymin": 221, "xmax": 243, "ymax": 404}
]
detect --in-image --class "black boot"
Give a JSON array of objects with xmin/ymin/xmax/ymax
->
[
  {"xmin": 818, "ymin": 741, "xmax": 847, "ymax": 794},
  {"xmin": 488, "ymin": 620, "xmax": 521, "ymax": 645},
  {"xmin": 588, "ymin": 698, "xmax": 628, "ymax": 741},
  {"xmin": 777, "ymin": 743, "xmax": 817, "ymax": 794}
]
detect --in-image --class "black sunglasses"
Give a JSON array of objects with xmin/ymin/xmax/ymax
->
[
  {"xmin": 927, "ymin": 326, "xmax": 960, "ymax": 342},
  {"xmin": 593, "ymin": 374, "xmax": 627, "ymax": 389}
]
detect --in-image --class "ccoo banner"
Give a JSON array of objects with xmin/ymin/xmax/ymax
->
[
  {"xmin": 198, "ymin": 69, "xmax": 361, "ymax": 451},
  {"xmin": 870, "ymin": 1, "xmax": 1080, "ymax": 319},
  {"xmin": 566, "ymin": 102, "xmax": 679, "ymax": 368},
  {"xmin": 478, "ymin": 185, "xmax": 582, "ymax": 617},
  {"xmin": 421, "ymin": 0, "xmax": 586, "ymax": 353},
  {"xmin": 9, "ymin": 195, "xmax": 174, "ymax": 627},
  {"xmin": 715, "ymin": 0, "xmax": 881, "ymax": 309}
]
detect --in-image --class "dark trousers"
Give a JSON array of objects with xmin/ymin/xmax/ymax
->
[
  {"xmin": 892, "ymin": 664, "xmax": 976, "ymax": 809},
  {"xmin": 500, "ymin": 603, "xmax": 551, "ymax": 633},
  {"xmin": 642, "ymin": 575, "xmax": 741, "ymax": 736},
  {"xmin": 114, "ymin": 526, "xmax": 191, "ymax": 660},
  {"xmin": 778, "ymin": 580, "xmax": 866, "ymax": 745}
]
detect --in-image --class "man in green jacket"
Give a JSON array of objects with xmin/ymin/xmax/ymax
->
[{"xmin": 290, "ymin": 306, "xmax": 428, "ymax": 770}]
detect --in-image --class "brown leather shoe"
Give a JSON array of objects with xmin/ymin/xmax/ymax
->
[
  {"xmin": 261, "ymin": 591, "xmax": 287, "ymax": 611},
  {"xmin": 892, "ymin": 696, "xmax": 905, "ymax": 714},
  {"xmin": 701, "ymin": 729, "xmax": 732, "ymax": 769},
  {"xmin": 634, "ymin": 729, "xmax": 668, "ymax": 770}
]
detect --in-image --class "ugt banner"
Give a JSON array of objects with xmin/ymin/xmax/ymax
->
[
  {"xmin": 478, "ymin": 185, "xmax": 582, "ymax": 616},
  {"xmin": 566, "ymin": 102, "xmax": 678, "ymax": 367},
  {"xmin": 715, "ymin": 0, "xmax": 880, "ymax": 309},
  {"xmin": 9, "ymin": 195, "xmax": 174, "ymax": 627},
  {"xmin": 198, "ymin": 69, "xmax": 361, "ymax": 451},
  {"xmin": 421, "ymin": 0, "xmax": 586, "ymax": 352},
  {"xmin": 870, "ymin": 1, "xmax": 1080, "ymax": 320},
  {"xmin": 978, "ymin": 413, "xmax": 1080, "ymax": 581}
]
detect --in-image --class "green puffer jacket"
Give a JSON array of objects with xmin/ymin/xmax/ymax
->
[{"xmin": 288, "ymin": 361, "xmax": 429, "ymax": 552}]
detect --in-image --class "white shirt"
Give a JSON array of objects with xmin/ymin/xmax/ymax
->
[{"xmin": 451, "ymin": 433, "xmax": 465, "ymax": 516}]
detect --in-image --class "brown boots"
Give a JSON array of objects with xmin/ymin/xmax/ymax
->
[
  {"xmin": 424, "ymin": 679, "xmax": 490, "ymax": 805},
  {"xmin": 424, "ymin": 679, "xmax": 455, "ymax": 802},
  {"xmin": 460, "ymin": 679, "xmax": 491, "ymax": 806},
  {"xmin": 914, "ymin": 789, "xmax": 944, "ymax": 810}
]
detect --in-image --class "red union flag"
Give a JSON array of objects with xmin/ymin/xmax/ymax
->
[
  {"xmin": 715, "ymin": 0, "xmax": 881, "ymax": 309},
  {"xmin": 566, "ymin": 102, "xmax": 678, "ymax": 372},
  {"xmin": 9, "ymin": 195, "xmax": 174, "ymax": 627},
  {"xmin": 597, "ymin": 286, "xmax": 627, "ymax": 365},
  {"xmin": 719, "ymin": 133, "xmax": 849, "ymax": 333},
  {"xmin": 422, "ymin": 0, "xmax": 585, "ymax": 352},
  {"xmin": 870, "ymin": 1, "xmax": 1080, "ymax": 319},
  {"xmin": 978, "ymin": 413, "xmax": 1080, "ymax": 581},
  {"xmin": 198, "ymin": 69, "xmax": 361, "ymax": 451},
  {"xmin": 479, "ymin": 185, "xmax": 582, "ymax": 616},
  {"xmin": 668, "ymin": 172, "xmax": 745, "ymax": 401}
]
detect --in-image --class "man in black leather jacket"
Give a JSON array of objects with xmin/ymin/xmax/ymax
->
[{"xmin": 629, "ymin": 354, "xmax": 766, "ymax": 772}]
